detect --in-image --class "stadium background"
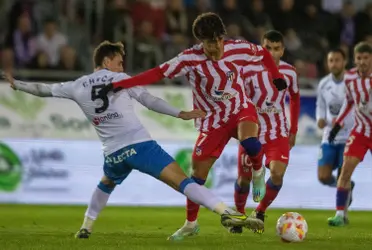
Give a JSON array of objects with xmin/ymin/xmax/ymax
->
[{"xmin": 1, "ymin": 0, "xmax": 372, "ymax": 212}]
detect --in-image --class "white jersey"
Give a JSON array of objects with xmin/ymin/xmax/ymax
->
[
  {"xmin": 316, "ymin": 74, "xmax": 354, "ymax": 144},
  {"xmin": 48, "ymin": 69, "xmax": 177, "ymax": 155}
]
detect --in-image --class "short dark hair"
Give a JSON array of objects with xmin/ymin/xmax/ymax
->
[
  {"xmin": 354, "ymin": 42, "xmax": 372, "ymax": 54},
  {"xmin": 328, "ymin": 48, "xmax": 346, "ymax": 59},
  {"xmin": 192, "ymin": 12, "xmax": 226, "ymax": 40},
  {"xmin": 262, "ymin": 30, "xmax": 284, "ymax": 44},
  {"xmin": 93, "ymin": 41, "xmax": 125, "ymax": 68}
]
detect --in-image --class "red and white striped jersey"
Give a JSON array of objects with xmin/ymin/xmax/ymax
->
[
  {"xmin": 342, "ymin": 69, "xmax": 372, "ymax": 137},
  {"xmin": 159, "ymin": 40, "xmax": 265, "ymax": 132},
  {"xmin": 242, "ymin": 61, "xmax": 299, "ymax": 144}
]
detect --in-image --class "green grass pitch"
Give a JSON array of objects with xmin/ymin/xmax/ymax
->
[{"xmin": 0, "ymin": 204, "xmax": 371, "ymax": 250}]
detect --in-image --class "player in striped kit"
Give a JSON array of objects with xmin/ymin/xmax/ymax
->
[
  {"xmin": 316, "ymin": 49, "xmax": 355, "ymax": 208},
  {"xmin": 97, "ymin": 13, "xmax": 287, "ymax": 240},
  {"xmin": 230, "ymin": 30, "xmax": 300, "ymax": 234},
  {"xmin": 328, "ymin": 42, "xmax": 372, "ymax": 226}
]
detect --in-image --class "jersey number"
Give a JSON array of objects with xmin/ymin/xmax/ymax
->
[
  {"xmin": 91, "ymin": 85, "xmax": 109, "ymax": 113},
  {"xmin": 91, "ymin": 84, "xmax": 121, "ymax": 113}
]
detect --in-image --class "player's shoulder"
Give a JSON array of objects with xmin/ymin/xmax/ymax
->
[
  {"xmin": 318, "ymin": 74, "xmax": 332, "ymax": 90},
  {"xmin": 344, "ymin": 68, "xmax": 359, "ymax": 84},
  {"xmin": 181, "ymin": 44, "xmax": 204, "ymax": 57},
  {"xmin": 279, "ymin": 60, "xmax": 295, "ymax": 71},
  {"xmin": 225, "ymin": 39, "xmax": 261, "ymax": 52}
]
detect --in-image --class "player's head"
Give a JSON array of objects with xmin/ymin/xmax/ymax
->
[
  {"xmin": 354, "ymin": 42, "xmax": 372, "ymax": 74},
  {"xmin": 93, "ymin": 41, "xmax": 124, "ymax": 72},
  {"xmin": 192, "ymin": 12, "xmax": 226, "ymax": 59},
  {"xmin": 261, "ymin": 30, "xmax": 284, "ymax": 63},
  {"xmin": 327, "ymin": 48, "xmax": 346, "ymax": 77}
]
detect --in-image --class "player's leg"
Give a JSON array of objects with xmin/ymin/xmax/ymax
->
[
  {"xmin": 250, "ymin": 137, "xmax": 290, "ymax": 233},
  {"xmin": 229, "ymin": 146, "xmax": 253, "ymax": 234},
  {"xmin": 76, "ymin": 149, "xmax": 132, "ymax": 238},
  {"xmin": 169, "ymin": 129, "xmax": 233, "ymax": 240},
  {"xmin": 317, "ymin": 144, "xmax": 338, "ymax": 187},
  {"xmin": 335, "ymin": 144, "xmax": 355, "ymax": 207},
  {"xmin": 328, "ymin": 134, "xmax": 367, "ymax": 226},
  {"xmin": 124, "ymin": 141, "xmax": 264, "ymax": 239},
  {"xmin": 236, "ymin": 105, "xmax": 264, "ymax": 202}
]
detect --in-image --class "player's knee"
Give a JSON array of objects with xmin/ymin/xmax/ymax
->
[
  {"xmin": 270, "ymin": 167, "xmax": 284, "ymax": 184},
  {"xmin": 98, "ymin": 180, "xmax": 115, "ymax": 194},
  {"xmin": 237, "ymin": 176, "xmax": 251, "ymax": 187},
  {"xmin": 240, "ymin": 137, "xmax": 261, "ymax": 157}
]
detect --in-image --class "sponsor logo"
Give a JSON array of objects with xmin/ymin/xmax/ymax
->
[{"xmin": 93, "ymin": 112, "xmax": 123, "ymax": 125}]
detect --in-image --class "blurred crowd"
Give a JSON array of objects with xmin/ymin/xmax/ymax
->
[{"xmin": 1, "ymin": 0, "xmax": 372, "ymax": 82}]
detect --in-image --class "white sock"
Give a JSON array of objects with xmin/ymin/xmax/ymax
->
[
  {"xmin": 183, "ymin": 183, "xmax": 230, "ymax": 215},
  {"xmin": 82, "ymin": 187, "xmax": 111, "ymax": 231},
  {"xmin": 336, "ymin": 210, "xmax": 345, "ymax": 217}
]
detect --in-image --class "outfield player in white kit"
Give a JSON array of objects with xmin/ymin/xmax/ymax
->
[
  {"xmin": 316, "ymin": 48, "xmax": 355, "ymax": 206},
  {"xmin": 2, "ymin": 41, "xmax": 263, "ymax": 239}
]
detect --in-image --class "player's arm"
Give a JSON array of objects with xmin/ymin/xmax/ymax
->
[
  {"xmin": 315, "ymin": 81, "xmax": 327, "ymax": 129},
  {"xmin": 111, "ymin": 52, "xmax": 192, "ymax": 90},
  {"xmin": 287, "ymin": 70, "xmax": 300, "ymax": 148},
  {"xmin": 328, "ymin": 84, "xmax": 354, "ymax": 143},
  {"xmin": 128, "ymin": 87, "xmax": 205, "ymax": 120},
  {"xmin": 3, "ymin": 71, "xmax": 74, "ymax": 99},
  {"xmin": 240, "ymin": 42, "xmax": 286, "ymax": 90}
]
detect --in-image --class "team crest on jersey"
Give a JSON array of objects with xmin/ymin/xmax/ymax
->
[
  {"xmin": 329, "ymin": 103, "xmax": 342, "ymax": 115},
  {"xmin": 226, "ymin": 71, "xmax": 235, "ymax": 82}
]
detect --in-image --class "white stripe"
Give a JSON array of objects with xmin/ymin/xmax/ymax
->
[
  {"xmin": 217, "ymin": 61, "xmax": 234, "ymax": 122},
  {"xmin": 224, "ymin": 53, "xmax": 263, "ymax": 63},
  {"xmin": 258, "ymin": 114, "xmax": 267, "ymax": 144}
]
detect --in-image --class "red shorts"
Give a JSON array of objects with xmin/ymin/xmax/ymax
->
[
  {"xmin": 344, "ymin": 130, "xmax": 372, "ymax": 162},
  {"xmin": 238, "ymin": 137, "xmax": 290, "ymax": 178},
  {"xmin": 192, "ymin": 105, "xmax": 258, "ymax": 161}
]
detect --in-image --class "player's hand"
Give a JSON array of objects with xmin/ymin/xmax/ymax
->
[
  {"xmin": 273, "ymin": 78, "xmax": 287, "ymax": 91},
  {"xmin": 178, "ymin": 109, "xmax": 206, "ymax": 120},
  {"xmin": 328, "ymin": 123, "xmax": 342, "ymax": 144},
  {"xmin": 317, "ymin": 119, "xmax": 326, "ymax": 129},
  {"xmin": 289, "ymin": 133, "xmax": 296, "ymax": 149},
  {"xmin": 98, "ymin": 83, "xmax": 114, "ymax": 98},
  {"xmin": 2, "ymin": 71, "xmax": 15, "ymax": 90}
]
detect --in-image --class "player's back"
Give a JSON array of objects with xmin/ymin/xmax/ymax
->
[{"xmin": 68, "ymin": 69, "xmax": 151, "ymax": 154}]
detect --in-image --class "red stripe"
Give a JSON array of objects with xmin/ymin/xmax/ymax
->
[
  {"xmin": 193, "ymin": 69, "xmax": 213, "ymax": 131},
  {"xmin": 225, "ymin": 61, "xmax": 240, "ymax": 115},
  {"xmin": 201, "ymin": 63, "xmax": 223, "ymax": 130},
  {"xmin": 360, "ymin": 79, "xmax": 372, "ymax": 136}
]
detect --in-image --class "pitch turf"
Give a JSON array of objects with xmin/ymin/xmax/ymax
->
[{"xmin": 0, "ymin": 205, "xmax": 371, "ymax": 250}]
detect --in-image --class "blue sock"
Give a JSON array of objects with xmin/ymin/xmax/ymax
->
[
  {"xmin": 336, "ymin": 188, "xmax": 349, "ymax": 210},
  {"xmin": 191, "ymin": 176, "xmax": 206, "ymax": 185},
  {"xmin": 235, "ymin": 180, "xmax": 250, "ymax": 193},
  {"xmin": 98, "ymin": 181, "xmax": 114, "ymax": 194},
  {"xmin": 179, "ymin": 178, "xmax": 195, "ymax": 193},
  {"xmin": 267, "ymin": 178, "xmax": 282, "ymax": 191}
]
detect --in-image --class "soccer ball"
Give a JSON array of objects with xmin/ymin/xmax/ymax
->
[{"xmin": 276, "ymin": 212, "xmax": 308, "ymax": 242}]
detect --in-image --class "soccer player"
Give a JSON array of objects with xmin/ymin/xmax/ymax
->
[
  {"xmin": 2, "ymin": 41, "xmax": 263, "ymax": 238},
  {"xmin": 316, "ymin": 49, "xmax": 355, "ymax": 204},
  {"xmin": 97, "ymin": 12, "xmax": 286, "ymax": 240},
  {"xmin": 327, "ymin": 42, "xmax": 372, "ymax": 226},
  {"xmin": 230, "ymin": 30, "xmax": 300, "ymax": 234}
]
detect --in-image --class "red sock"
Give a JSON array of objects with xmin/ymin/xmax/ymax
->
[
  {"xmin": 234, "ymin": 181, "xmax": 250, "ymax": 214},
  {"xmin": 250, "ymin": 150, "xmax": 263, "ymax": 171},
  {"xmin": 256, "ymin": 178, "xmax": 282, "ymax": 213},
  {"xmin": 186, "ymin": 176, "xmax": 205, "ymax": 222}
]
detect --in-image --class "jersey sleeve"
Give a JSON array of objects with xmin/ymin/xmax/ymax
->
[
  {"xmin": 315, "ymin": 82, "xmax": 326, "ymax": 121},
  {"xmin": 159, "ymin": 51, "xmax": 194, "ymax": 79},
  {"xmin": 335, "ymin": 82, "xmax": 354, "ymax": 125},
  {"xmin": 51, "ymin": 81, "xmax": 76, "ymax": 99},
  {"xmin": 286, "ymin": 68, "xmax": 299, "ymax": 96}
]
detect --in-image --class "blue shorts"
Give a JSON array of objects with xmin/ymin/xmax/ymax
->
[
  {"xmin": 103, "ymin": 141, "xmax": 174, "ymax": 184},
  {"xmin": 318, "ymin": 143, "xmax": 345, "ymax": 170}
]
